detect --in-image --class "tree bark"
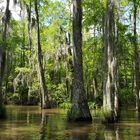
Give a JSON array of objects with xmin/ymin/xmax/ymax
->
[
  {"xmin": 34, "ymin": 0, "xmax": 50, "ymax": 109},
  {"xmin": 0, "ymin": 0, "xmax": 10, "ymax": 116},
  {"xmin": 103, "ymin": 0, "xmax": 118, "ymax": 122},
  {"xmin": 102, "ymin": 12, "xmax": 108, "ymax": 109},
  {"xmin": 133, "ymin": 0, "xmax": 140, "ymax": 111},
  {"xmin": 65, "ymin": 32, "xmax": 73, "ymax": 100},
  {"xmin": 68, "ymin": 0, "xmax": 92, "ymax": 121},
  {"xmin": 26, "ymin": 0, "xmax": 32, "ymax": 104},
  {"xmin": 26, "ymin": 0, "xmax": 32, "ymax": 53}
]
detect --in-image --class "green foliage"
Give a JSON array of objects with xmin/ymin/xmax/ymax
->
[
  {"xmin": 48, "ymin": 83, "xmax": 68, "ymax": 106},
  {"xmin": 119, "ymin": 88, "xmax": 135, "ymax": 105},
  {"xmin": 91, "ymin": 108, "xmax": 114, "ymax": 123},
  {"xmin": 59, "ymin": 102, "xmax": 72, "ymax": 109},
  {"xmin": 28, "ymin": 89, "xmax": 39, "ymax": 105},
  {"xmin": 15, "ymin": 67, "xmax": 31, "ymax": 73},
  {"xmin": 11, "ymin": 93, "xmax": 20, "ymax": 105},
  {"xmin": 88, "ymin": 102, "xmax": 98, "ymax": 110},
  {"xmin": 83, "ymin": 0, "xmax": 105, "ymax": 27}
]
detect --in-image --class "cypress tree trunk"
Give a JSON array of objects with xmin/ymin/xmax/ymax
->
[
  {"xmin": 133, "ymin": 0, "xmax": 140, "ymax": 111},
  {"xmin": 26, "ymin": 0, "xmax": 32, "ymax": 104},
  {"xmin": 68, "ymin": 0, "xmax": 92, "ymax": 121},
  {"xmin": 26, "ymin": 0, "xmax": 32, "ymax": 53},
  {"xmin": 65, "ymin": 32, "xmax": 73, "ymax": 99},
  {"xmin": 34, "ymin": 0, "xmax": 50, "ymax": 109},
  {"xmin": 103, "ymin": 0, "xmax": 118, "ymax": 123},
  {"xmin": 0, "ymin": 0, "xmax": 10, "ymax": 117},
  {"xmin": 102, "ymin": 13, "xmax": 108, "ymax": 109}
]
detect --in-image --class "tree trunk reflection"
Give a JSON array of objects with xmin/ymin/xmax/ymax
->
[{"xmin": 39, "ymin": 111, "xmax": 46, "ymax": 140}]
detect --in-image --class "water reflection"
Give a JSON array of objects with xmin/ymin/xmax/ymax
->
[
  {"xmin": 70, "ymin": 133, "xmax": 89, "ymax": 140},
  {"xmin": 0, "ymin": 106, "xmax": 140, "ymax": 140},
  {"xmin": 115, "ymin": 127, "xmax": 120, "ymax": 140},
  {"xmin": 103, "ymin": 126, "xmax": 120, "ymax": 140},
  {"xmin": 39, "ymin": 111, "xmax": 46, "ymax": 140},
  {"xmin": 66, "ymin": 122, "xmax": 91, "ymax": 140},
  {"xmin": 135, "ymin": 110, "xmax": 140, "ymax": 122}
]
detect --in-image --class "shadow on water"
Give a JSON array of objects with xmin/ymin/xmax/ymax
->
[{"xmin": 1, "ymin": 106, "xmax": 140, "ymax": 140}]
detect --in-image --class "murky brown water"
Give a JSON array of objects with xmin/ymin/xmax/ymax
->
[{"xmin": 0, "ymin": 106, "xmax": 140, "ymax": 140}]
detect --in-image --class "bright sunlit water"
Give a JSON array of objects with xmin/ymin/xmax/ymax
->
[{"xmin": 0, "ymin": 106, "xmax": 140, "ymax": 140}]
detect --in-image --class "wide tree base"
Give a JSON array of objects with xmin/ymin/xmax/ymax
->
[
  {"xmin": 68, "ymin": 103, "xmax": 92, "ymax": 122},
  {"xmin": 102, "ymin": 109, "xmax": 118, "ymax": 123}
]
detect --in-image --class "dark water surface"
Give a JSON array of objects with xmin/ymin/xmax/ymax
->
[{"xmin": 0, "ymin": 106, "xmax": 140, "ymax": 140}]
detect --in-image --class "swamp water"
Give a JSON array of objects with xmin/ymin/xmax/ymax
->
[{"xmin": 0, "ymin": 106, "xmax": 140, "ymax": 140}]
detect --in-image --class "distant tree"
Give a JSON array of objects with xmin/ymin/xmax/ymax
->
[{"xmin": 34, "ymin": 0, "xmax": 50, "ymax": 108}]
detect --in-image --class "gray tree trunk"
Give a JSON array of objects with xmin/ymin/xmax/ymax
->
[
  {"xmin": 34, "ymin": 0, "xmax": 50, "ymax": 109},
  {"xmin": 103, "ymin": 0, "xmax": 118, "ymax": 122},
  {"xmin": 65, "ymin": 32, "xmax": 73, "ymax": 100},
  {"xmin": 68, "ymin": 0, "xmax": 92, "ymax": 121},
  {"xmin": 26, "ymin": 0, "xmax": 32, "ymax": 53},
  {"xmin": 0, "ymin": 0, "xmax": 10, "ymax": 116},
  {"xmin": 133, "ymin": 0, "xmax": 140, "ymax": 111},
  {"xmin": 26, "ymin": 0, "xmax": 32, "ymax": 104}
]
